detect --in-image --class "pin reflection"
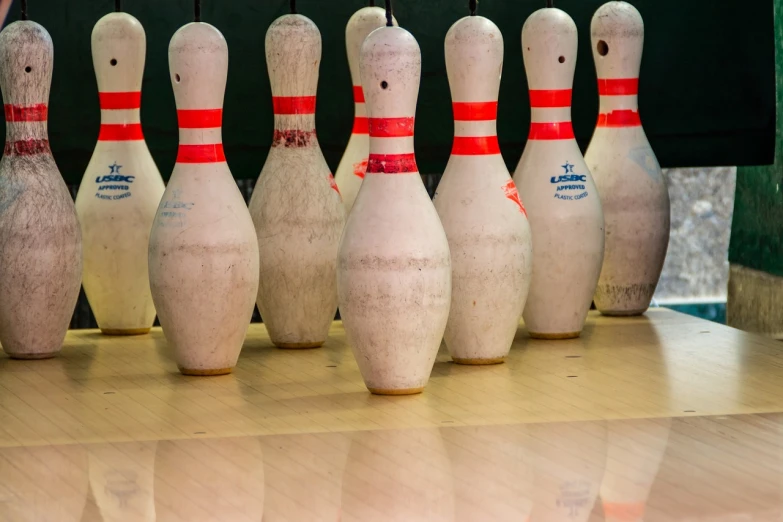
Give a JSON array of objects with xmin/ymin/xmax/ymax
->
[
  {"xmin": 341, "ymin": 428, "xmax": 454, "ymax": 521},
  {"xmin": 0, "ymin": 444, "xmax": 89, "ymax": 521}
]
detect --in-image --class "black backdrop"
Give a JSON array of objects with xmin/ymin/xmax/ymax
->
[{"xmin": 4, "ymin": 0, "xmax": 775, "ymax": 184}]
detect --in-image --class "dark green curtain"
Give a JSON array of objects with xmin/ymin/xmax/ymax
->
[{"xmin": 3, "ymin": 0, "xmax": 774, "ymax": 184}]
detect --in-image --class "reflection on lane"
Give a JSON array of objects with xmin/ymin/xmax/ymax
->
[{"xmin": 1, "ymin": 414, "xmax": 782, "ymax": 521}]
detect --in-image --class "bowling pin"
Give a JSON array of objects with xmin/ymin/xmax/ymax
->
[
  {"xmin": 0, "ymin": 20, "xmax": 82, "ymax": 359},
  {"xmin": 249, "ymin": 14, "xmax": 345, "ymax": 349},
  {"xmin": 584, "ymin": 2, "xmax": 670, "ymax": 316},
  {"xmin": 337, "ymin": 24, "xmax": 451, "ymax": 395},
  {"xmin": 512, "ymin": 8, "xmax": 604, "ymax": 340},
  {"xmin": 434, "ymin": 14, "xmax": 533, "ymax": 365},
  {"xmin": 149, "ymin": 22, "xmax": 259, "ymax": 376},
  {"xmin": 75, "ymin": 12, "xmax": 165, "ymax": 335},
  {"xmin": 333, "ymin": 5, "xmax": 396, "ymax": 213}
]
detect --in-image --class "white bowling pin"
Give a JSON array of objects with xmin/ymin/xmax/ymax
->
[
  {"xmin": 333, "ymin": 6, "xmax": 396, "ymax": 214},
  {"xmin": 149, "ymin": 22, "xmax": 259, "ymax": 376},
  {"xmin": 512, "ymin": 8, "xmax": 604, "ymax": 340},
  {"xmin": 75, "ymin": 12, "xmax": 165, "ymax": 336},
  {"xmin": 584, "ymin": 2, "xmax": 670, "ymax": 316},
  {"xmin": 0, "ymin": 21, "xmax": 82, "ymax": 359},
  {"xmin": 434, "ymin": 15, "xmax": 533, "ymax": 365},
  {"xmin": 249, "ymin": 14, "xmax": 345, "ymax": 349},
  {"xmin": 337, "ymin": 25, "xmax": 451, "ymax": 395}
]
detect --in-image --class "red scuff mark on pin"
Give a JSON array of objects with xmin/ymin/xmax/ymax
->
[
  {"xmin": 98, "ymin": 123, "xmax": 144, "ymax": 141},
  {"xmin": 99, "ymin": 91, "xmax": 142, "ymax": 110},
  {"xmin": 328, "ymin": 173, "xmax": 341, "ymax": 196},
  {"xmin": 272, "ymin": 96, "xmax": 317, "ymax": 115},
  {"xmin": 353, "ymin": 86, "xmax": 365, "ymax": 103},
  {"xmin": 597, "ymin": 110, "xmax": 641, "ymax": 128},
  {"xmin": 4, "ymin": 104, "xmax": 47, "ymax": 122},
  {"xmin": 177, "ymin": 109, "xmax": 223, "ymax": 128},
  {"xmin": 368, "ymin": 117, "xmax": 415, "ymax": 138},
  {"xmin": 528, "ymin": 122, "xmax": 574, "ymax": 141},
  {"xmin": 451, "ymin": 136, "xmax": 500, "ymax": 156},
  {"xmin": 4, "ymin": 139, "xmax": 50, "ymax": 156},
  {"xmin": 366, "ymin": 153, "xmax": 417, "ymax": 174},
  {"xmin": 452, "ymin": 101, "xmax": 498, "ymax": 121},
  {"xmin": 353, "ymin": 157, "xmax": 368, "ymax": 179},
  {"xmin": 176, "ymin": 143, "xmax": 226, "ymax": 163},
  {"xmin": 502, "ymin": 179, "xmax": 527, "ymax": 216},
  {"xmin": 272, "ymin": 129, "xmax": 316, "ymax": 148}
]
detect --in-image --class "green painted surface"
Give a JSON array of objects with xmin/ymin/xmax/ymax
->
[
  {"xmin": 729, "ymin": 0, "xmax": 783, "ymax": 276},
  {"xmin": 2, "ymin": 0, "xmax": 774, "ymax": 184}
]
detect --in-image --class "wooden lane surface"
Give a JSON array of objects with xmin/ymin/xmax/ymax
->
[
  {"xmin": 2, "ymin": 414, "xmax": 783, "ymax": 520},
  {"xmin": 1, "ymin": 309, "xmax": 782, "ymax": 448}
]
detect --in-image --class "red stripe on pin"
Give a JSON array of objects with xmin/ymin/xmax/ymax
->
[
  {"xmin": 597, "ymin": 78, "xmax": 639, "ymax": 95},
  {"xmin": 98, "ymin": 123, "xmax": 144, "ymax": 141},
  {"xmin": 176, "ymin": 144, "xmax": 226, "ymax": 163},
  {"xmin": 4, "ymin": 139, "xmax": 50, "ymax": 156},
  {"xmin": 4, "ymin": 104, "xmax": 47, "ymax": 122},
  {"xmin": 451, "ymin": 136, "xmax": 501, "ymax": 155},
  {"xmin": 597, "ymin": 110, "xmax": 642, "ymax": 128},
  {"xmin": 273, "ymin": 96, "xmax": 317, "ymax": 115},
  {"xmin": 353, "ymin": 86, "xmax": 365, "ymax": 103},
  {"xmin": 452, "ymin": 102, "xmax": 498, "ymax": 121},
  {"xmin": 529, "ymin": 89, "xmax": 572, "ymax": 108},
  {"xmin": 366, "ymin": 153, "xmax": 417, "ymax": 174},
  {"xmin": 99, "ymin": 92, "xmax": 141, "ymax": 110},
  {"xmin": 528, "ymin": 122, "xmax": 575, "ymax": 140},
  {"xmin": 352, "ymin": 117, "xmax": 368, "ymax": 134},
  {"xmin": 368, "ymin": 117, "xmax": 414, "ymax": 138},
  {"xmin": 177, "ymin": 109, "xmax": 222, "ymax": 128}
]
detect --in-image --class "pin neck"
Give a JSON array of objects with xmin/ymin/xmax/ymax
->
[
  {"xmin": 352, "ymin": 87, "xmax": 368, "ymax": 135},
  {"xmin": 597, "ymin": 78, "xmax": 640, "ymax": 114},
  {"xmin": 4, "ymin": 103, "xmax": 48, "ymax": 142},
  {"xmin": 98, "ymin": 92, "xmax": 142, "ymax": 125},
  {"xmin": 271, "ymin": 95, "xmax": 317, "ymax": 147}
]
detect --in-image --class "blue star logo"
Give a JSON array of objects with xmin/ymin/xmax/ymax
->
[
  {"xmin": 108, "ymin": 162, "xmax": 122, "ymax": 174},
  {"xmin": 561, "ymin": 162, "xmax": 574, "ymax": 174}
]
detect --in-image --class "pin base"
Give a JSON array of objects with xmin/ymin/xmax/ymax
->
[
  {"xmin": 452, "ymin": 356, "xmax": 505, "ymax": 365},
  {"xmin": 101, "ymin": 328, "xmax": 152, "ymax": 336},
  {"xmin": 179, "ymin": 367, "xmax": 233, "ymax": 376},
  {"xmin": 275, "ymin": 341, "xmax": 324, "ymax": 350},
  {"xmin": 368, "ymin": 386, "xmax": 424, "ymax": 396},
  {"xmin": 7, "ymin": 352, "xmax": 58, "ymax": 360},
  {"xmin": 529, "ymin": 331, "xmax": 581, "ymax": 340},
  {"xmin": 599, "ymin": 309, "xmax": 647, "ymax": 317}
]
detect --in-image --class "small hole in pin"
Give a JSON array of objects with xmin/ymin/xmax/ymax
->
[
  {"xmin": 110, "ymin": 58, "xmax": 117, "ymax": 66},
  {"xmin": 558, "ymin": 56, "xmax": 565, "ymax": 63},
  {"xmin": 597, "ymin": 40, "xmax": 609, "ymax": 56},
  {"xmin": 175, "ymin": 74, "xmax": 181, "ymax": 83},
  {"xmin": 381, "ymin": 81, "xmax": 388, "ymax": 89},
  {"xmin": 24, "ymin": 66, "xmax": 31, "ymax": 73}
]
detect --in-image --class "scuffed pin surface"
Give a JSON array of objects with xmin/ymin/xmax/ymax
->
[
  {"xmin": 585, "ymin": 1, "xmax": 670, "ymax": 315},
  {"xmin": 337, "ymin": 26, "xmax": 451, "ymax": 394},
  {"xmin": 249, "ymin": 14, "xmax": 345, "ymax": 349},
  {"xmin": 433, "ymin": 15, "xmax": 533, "ymax": 364},
  {"xmin": 512, "ymin": 8, "xmax": 605, "ymax": 339},
  {"xmin": 0, "ymin": 21, "xmax": 82, "ymax": 359},
  {"xmin": 148, "ymin": 22, "xmax": 259, "ymax": 375},
  {"xmin": 75, "ymin": 12, "xmax": 165, "ymax": 334}
]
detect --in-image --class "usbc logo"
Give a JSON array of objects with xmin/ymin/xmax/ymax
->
[
  {"xmin": 96, "ymin": 162, "xmax": 135, "ymax": 184},
  {"xmin": 550, "ymin": 162, "xmax": 586, "ymax": 184}
]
